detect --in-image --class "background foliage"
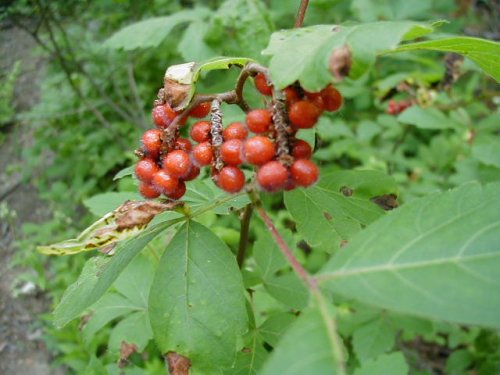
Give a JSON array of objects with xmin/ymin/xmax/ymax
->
[{"xmin": 2, "ymin": 0, "xmax": 499, "ymax": 374}]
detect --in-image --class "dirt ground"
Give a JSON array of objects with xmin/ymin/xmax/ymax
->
[{"xmin": 0, "ymin": 24, "xmax": 64, "ymax": 375}]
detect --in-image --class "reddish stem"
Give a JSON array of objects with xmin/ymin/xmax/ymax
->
[{"xmin": 294, "ymin": 0, "xmax": 310, "ymax": 28}]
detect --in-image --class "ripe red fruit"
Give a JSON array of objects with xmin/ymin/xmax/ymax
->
[
  {"xmin": 184, "ymin": 165, "xmax": 200, "ymax": 181},
  {"xmin": 289, "ymin": 100, "xmax": 321, "ymax": 129},
  {"xmin": 152, "ymin": 170, "xmax": 179, "ymax": 194},
  {"xmin": 254, "ymin": 73, "xmax": 273, "ymax": 96},
  {"xmin": 257, "ymin": 161, "xmax": 289, "ymax": 192},
  {"xmin": 139, "ymin": 182, "xmax": 161, "ymax": 199},
  {"xmin": 165, "ymin": 180, "xmax": 186, "ymax": 200},
  {"xmin": 246, "ymin": 109, "xmax": 273, "ymax": 133},
  {"xmin": 190, "ymin": 121, "xmax": 211, "ymax": 143},
  {"xmin": 218, "ymin": 166, "xmax": 245, "ymax": 193},
  {"xmin": 189, "ymin": 102, "xmax": 211, "ymax": 118},
  {"xmin": 152, "ymin": 103, "xmax": 177, "ymax": 128},
  {"xmin": 244, "ymin": 136, "xmax": 275, "ymax": 165},
  {"xmin": 221, "ymin": 139, "xmax": 244, "ymax": 166},
  {"xmin": 163, "ymin": 150, "xmax": 191, "ymax": 178},
  {"xmin": 305, "ymin": 92, "xmax": 325, "ymax": 112},
  {"xmin": 175, "ymin": 137, "xmax": 192, "ymax": 152},
  {"xmin": 291, "ymin": 159, "xmax": 319, "ymax": 187},
  {"xmin": 321, "ymin": 85, "xmax": 343, "ymax": 112},
  {"xmin": 223, "ymin": 122, "xmax": 248, "ymax": 140},
  {"xmin": 192, "ymin": 142, "xmax": 213, "ymax": 166},
  {"xmin": 291, "ymin": 139, "xmax": 313, "ymax": 159},
  {"xmin": 284, "ymin": 87, "xmax": 299, "ymax": 105},
  {"xmin": 141, "ymin": 129, "xmax": 162, "ymax": 158},
  {"xmin": 135, "ymin": 158, "xmax": 159, "ymax": 183}
]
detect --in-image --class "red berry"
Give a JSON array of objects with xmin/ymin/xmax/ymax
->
[
  {"xmin": 284, "ymin": 87, "xmax": 299, "ymax": 105},
  {"xmin": 218, "ymin": 166, "xmax": 245, "ymax": 193},
  {"xmin": 152, "ymin": 170, "xmax": 179, "ymax": 194},
  {"xmin": 246, "ymin": 109, "xmax": 273, "ymax": 133},
  {"xmin": 135, "ymin": 158, "xmax": 159, "ymax": 183},
  {"xmin": 165, "ymin": 180, "xmax": 186, "ymax": 200},
  {"xmin": 223, "ymin": 122, "xmax": 248, "ymax": 140},
  {"xmin": 190, "ymin": 121, "xmax": 211, "ymax": 143},
  {"xmin": 163, "ymin": 150, "xmax": 191, "ymax": 178},
  {"xmin": 257, "ymin": 161, "xmax": 289, "ymax": 192},
  {"xmin": 291, "ymin": 139, "xmax": 313, "ymax": 159},
  {"xmin": 192, "ymin": 142, "xmax": 213, "ymax": 166},
  {"xmin": 244, "ymin": 136, "xmax": 275, "ymax": 165},
  {"xmin": 152, "ymin": 104, "xmax": 177, "ymax": 128},
  {"xmin": 139, "ymin": 182, "xmax": 161, "ymax": 199},
  {"xmin": 254, "ymin": 73, "xmax": 273, "ymax": 96},
  {"xmin": 184, "ymin": 165, "xmax": 200, "ymax": 181},
  {"xmin": 189, "ymin": 102, "xmax": 211, "ymax": 118},
  {"xmin": 321, "ymin": 85, "xmax": 342, "ymax": 112},
  {"xmin": 289, "ymin": 100, "xmax": 321, "ymax": 129},
  {"xmin": 175, "ymin": 137, "xmax": 192, "ymax": 152},
  {"xmin": 290, "ymin": 159, "xmax": 319, "ymax": 187},
  {"xmin": 141, "ymin": 129, "xmax": 162, "ymax": 158},
  {"xmin": 221, "ymin": 139, "xmax": 244, "ymax": 166},
  {"xmin": 305, "ymin": 92, "xmax": 325, "ymax": 112}
]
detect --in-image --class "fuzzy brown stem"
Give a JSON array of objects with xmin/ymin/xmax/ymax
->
[{"xmin": 294, "ymin": 0, "xmax": 310, "ymax": 28}]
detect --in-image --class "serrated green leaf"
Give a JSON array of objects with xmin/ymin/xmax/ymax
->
[
  {"xmin": 472, "ymin": 134, "xmax": 500, "ymax": 168},
  {"xmin": 53, "ymin": 220, "xmax": 177, "ymax": 328},
  {"xmin": 103, "ymin": 8, "xmax": 211, "ymax": 50},
  {"xmin": 108, "ymin": 311, "xmax": 153, "ymax": 354},
  {"xmin": 398, "ymin": 106, "xmax": 459, "ymax": 130},
  {"xmin": 285, "ymin": 170, "xmax": 396, "ymax": 252},
  {"xmin": 253, "ymin": 227, "xmax": 290, "ymax": 279},
  {"xmin": 263, "ymin": 273, "xmax": 309, "ymax": 310},
  {"xmin": 352, "ymin": 317, "xmax": 396, "ymax": 362},
  {"xmin": 260, "ymin": 305, "xmax": 341, "ymax": 375},
  {"xmin": 319, "ymin": 182, "xmax": 500, "ymax": 328},
  {"xmin": 149, "ymin": 221, "xmax": 247, "ymax": 373},
  {"xmin": 262, "ymin": 21, "xmax": 438, "ymax": 90},
  {"xmin": 258, "ymin": 313, "xmax": 296, "ymax": 347},
  {"xmin": 388, "ymin": 37, "xmax": 500, "ymax": 81},
  {"xmin": 353, "ymin": 352, "xmax": 408, "ymax": 375},
  {"xmin": 178, "ymin": 21, "xmax": 215, "ymax": 62},
  {"xmin": 83, "ymin": 192, "xmax": 141, "ymax": 217},
  {"xmin": 184, "ymin": 178, "xmax": 250, "ymax": 215}
]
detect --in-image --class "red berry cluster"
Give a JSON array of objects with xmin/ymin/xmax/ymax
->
[
  {"xmin": 135, "ymin": 101, "xmax": 210, "ymax": 200},
  {"xmin": 386, "ymin": 99, "xmax": 413, "ymax": 115},
  {"xmin": 135, "ymin": 70, "xmax": 343, "ymax": 200}
]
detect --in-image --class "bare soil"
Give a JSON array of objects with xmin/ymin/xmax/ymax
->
[{"xmin": 0, "ymin": 23, "xmax": 64, "ymax": 375}]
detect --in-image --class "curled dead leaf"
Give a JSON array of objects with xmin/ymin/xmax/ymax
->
[
  {"xmin": 329, "ymin": 45, "xmax": 352, "ymax": 80},
  {"xmin": 165, "ymin": 352, "xmax": 191, "ymax": 375}
]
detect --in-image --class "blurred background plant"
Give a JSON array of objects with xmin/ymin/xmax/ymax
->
[{"xmin": 0, "ymin": 0, "xmax": 498, "ymax": 374}]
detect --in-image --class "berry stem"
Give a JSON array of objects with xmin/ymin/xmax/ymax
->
[
  {"xmin": 236, "ymin": 204, "xmax": 253, "ymax": 268},
  {"xmin": 294, "ymin": 0, "xmax": 310, "ymax": 28},
  {"xmin": 271, "ymin": 88, "xmax": 293, "ymax": 165},
  {"xmin": 210, "ymin": 99, "xmax": 224, "ymax": 171}
]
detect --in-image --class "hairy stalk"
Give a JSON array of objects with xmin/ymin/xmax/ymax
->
[
  {"xmin": 210, "ymin": 99, "xmax": 224, "ymax": 171},
  {"xmin": 294, "ymin": 0, "xmax": 310, "ymax": 28},
  {"xmin": 250, "ymin": 191, "xmax": 346, "ymax": 374},
  {"xmin": 237, "ymin": 204, "xmax": 253, "ymax": 268},
  {"xmin": 271, "ymin": 88, "xmax": 293, "ymax": 166}
]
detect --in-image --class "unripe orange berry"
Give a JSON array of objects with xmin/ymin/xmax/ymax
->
[
  {"xmin": 291, "ymin": 139, "xmax": 313, "ymax": 159},
  {"xmin": 163, "ymin": 150, "xmax": 191, "ymax": 178},
  {"xmin": 290, "ymin": 159, "xmax": 319, "ymax": 187},
  {"xmin": 190, "ymin": 121, "xmax": 211, "ymax": 143},
  {"xmin": 221, "ymin": 139, "xmax": 244, "ymax": 166},
  {"xmin": 257, "ymin": 161, "xmax": 289, "ymax": 192},
  {"xmin": 321, "ymin": 84, "xmax": 343, "ymax": 112},
  {"xmin": 254, "ymin": 73, "xmax": 273, "ymax": 96},
  {"xmin": 188, "ymin": 102, "xmax": 211, "ymax": 118},
  {"xmin": 139, "ymin": 182, "xmax": 161, "ymax": 199},
  {"xmin": 152, "ymin": 170, "xmax": 179, "ymax": 194},
  {"xmin": 244, "ymin": 136, "xmax": 275, "ymax": 165},
  {"xmin": 165, "ymin": 180, "xmax": 186, "ymax": 200},
  {"xmin": 141, "ymin": 129, "xmax": 162, "ymax": 158},
  {"xmin": 218, "ymin": 166, "xmax": 245, "ymax": 193},
  {"xmin": 223, "ymin": 122, "xmax": 248, "ymax": 140},
  {"xmin": 246, "ymin": 109, "xmax": 273, "ymax": 133},
  {"xmin": 135, "ymin": 158, "xmax": 159, "ymax": 183},
  {"xmin": 192, "ymin": 142, "xmax": 213, "ymax": 166},
  {"xmin": 289, "ymin": 100, "xmax": 321, "ymax": 129}
]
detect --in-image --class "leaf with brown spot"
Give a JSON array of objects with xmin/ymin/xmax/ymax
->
[
  {"xmin": 165, "ymin": 352, "xmax": 191, "ymax": 375},
  {"xmin": 118, "ymin": 341, "xmax": 137, "ymax": 368},
  {"xmin": 329, "ymin": 44, "xmax": 352, "ymax": 80},
  {"xmin": 370, "ymin": 194, "xmax": 399, "ymax": 211}
]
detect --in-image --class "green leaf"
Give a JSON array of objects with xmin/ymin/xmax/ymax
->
[
  {"xmin": 388, "ymin": 37, "xmax": 500, "ymax": 81},
  {"xmin": 352, "ymin": 317, "xmax": 396, "ymax": 362},
  {"xmin": 353, "ymin": 352, "xmax": 408, "ymax": 375},
  {"xmin": 472, "ymin": 134, "xmax": 500, "ymax": 168},
  {"xmin": 319, "ymin": 182, "xmax": 500, "ymax": 328},
  {"xmin": 262, "ymin": 21, "xmax": 438, "ymax": 90},
  {"xmin": 149, "ymin": 221, "xmax": 247, "ymax": 372},
  {"xmin": 83, "ymin": 192, "xmax": 141, "ymax": 217},
  {"xmin": 184, "ymin": 179, "xmax": 250, "ymax": 215},
  {"xmin": 284, "ymin": 170, "xmax": 397, "ymax": 252},
  {"xmin": 253, "ymin": 227, "xmax": 290, "ymax": 279},
  {"xmin": 53, "ymin": 220, "xmax": 176, "ymax": 328},
  {"xmin": 113, "ymin": 165, "xmax": 135, "ymax": 180},
  {"xmin": 263, "ymin": 273, "xmax": 309, "ymax": 310},
  {"xmin": 258, "ymin": 313, "xmax": 296, "ymax": 347},
  {"xmin": 398, "ymin": 106, "xmax": 459, "ymax": 130},
  {"xmin": 178, "ymin": 21, "xmax": 215, "ymax": 62},
  {"xmin": 108, "ymin": 311, "xmax": 153, "ymax": 354},
  {"xmin": 103, "ymin": 8, "xmax": 211, "ymax": 50},
  {"xmin": 260, "ymin": 305, "xmax": 341, "ymax": 375}
]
